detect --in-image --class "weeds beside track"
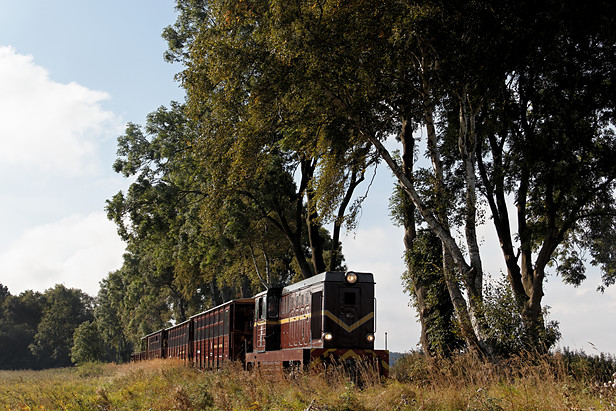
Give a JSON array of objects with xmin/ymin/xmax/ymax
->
[{"xmin": 1, "ymin": 351, "xmax": 615, "ymax": 410}]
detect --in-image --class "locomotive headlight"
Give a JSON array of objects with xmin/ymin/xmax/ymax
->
[
  {"xmin": 345, "ymin": 272, "xmax": 358, "ymax": 284},
  {"xmin": 323, "ymin": 332, "xmax": 334, "ymax": 341},
  {"xmin": 365, "ymin": 333, "xmax": 375, "ymax": 343}
]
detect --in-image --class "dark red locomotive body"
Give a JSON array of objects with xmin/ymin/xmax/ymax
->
[
  {"xmin": 130, "ymin": 271, "xmax": 388, "ymax": 377},
  {"xmin": 246, "ymin": 272, "xmax": 388, "ymax": 376}
]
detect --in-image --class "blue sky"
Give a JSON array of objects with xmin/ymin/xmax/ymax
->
[{"xmin": 1, "ymin": 1, "xmax": 614, "ymax": 355}]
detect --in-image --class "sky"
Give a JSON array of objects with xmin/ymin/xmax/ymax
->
[{"xmin": 1, "ymin": 1, "xmax": 614, "ymax": 355}]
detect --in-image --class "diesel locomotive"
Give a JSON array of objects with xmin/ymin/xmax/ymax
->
[{"xmin": 131, "ymin": 271, "xmax": 389, "ymax": 377}]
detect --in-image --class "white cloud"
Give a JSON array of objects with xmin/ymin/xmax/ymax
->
[
  {"xmin": 0, "ymin": 212, "xmax": 125, "ymax": 296},
  {"xmin": 0, "ymin": 46, "xmax": 121, "ymax": 175},
  {"xmin": 545, "ymin": 277, "xmax": 616, "ymax": 355}
]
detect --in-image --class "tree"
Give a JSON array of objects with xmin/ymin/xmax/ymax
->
[
  {"xmin": 166, "ymin": 0, "xmax": 371, "ymax": 279},
  {"xmin": 107, "ymin": 102, "xmax": 222, "ymax": 319},
  {"xmin": 474, "ymin": 1, "xmax": 616, "ymax": 343},
  {"xmin": 0, "ymin": 287, "xmax": 44, "ymax": 369},
  {"xmin": 0, "ymin": 284, "xmax": 8, "ymax": 302},
  {"xmin": 70, "ymin": 321, "xmax": 105, "ymax": 364},
  {"xmin": 107, "ymin": 92, "xmax": 353, "ymax": 343},
  {"xmin": 93, "ymin": 275, "xmax": 132, "ymax": 363},
  {"xmin": 30, "ymin": 285, "xmax": 94, "ymax": 367},
  {"xmin": 106, "ymin": 101, "xmax": 321, "ymax": 337},
  {"xmin": 173, "ymin": 0, "xmax": 492, "ymax": 351}
]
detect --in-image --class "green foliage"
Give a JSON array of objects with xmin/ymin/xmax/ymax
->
[
  {"xmin": 481, "ymin": 276, "xmax": 560, "ymax": 356},
  {"xmin": 558, "ymin": 348, "xmax": 616, "ymax": 383},
  {"xmin": 93, "ymin": 275, "xmax": 132, "ymax": 363},
  {"xmin": 0, "ymin": 287, "xmax": 43, "ymax": 369},
  {"xmin": 0, "ymin": 284, "xmax": 8, "ymax": 301},
  {"xmin": 400, "ymin": 229, "xmax": 464, "ymax": 357},
  {"xmin": 29, "ymin": 285, "xmax": 94, "ymax": 368},
  {"xmin": 70, "ymin": 321, "xmax": 105, "ymax": 365},
  {"xmin": 1, "ymin": 283, "xmax": 97, "ymax": 369},
  {"xmin": 187, "ymin": 381, "xmax": 215, "ymax": 409},
  {"xmin": 335, "ymin": 381, "xmax": 364, "ymax": 411},
  {"xmin": 105, "ymin": 0, "xmax": 616, "ymax": 358},
  {"xmin": 75, "ymin": 361, "xmax": 107, "ymax": 378},
  {"xmin": 172, "ymin": 0, "xmax": 372, "ymax": 274},
  {"xmin": 106, "ymin": 102, "xmax": 236, "ymax": 339},
  {"xmin": 105, "ymin": 101, "xmax": 340, "ymax": 346}
]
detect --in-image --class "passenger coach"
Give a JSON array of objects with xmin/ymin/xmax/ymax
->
[{"xmin": 190, "ymin": 299, "xmax": 253, "ymax": 369}]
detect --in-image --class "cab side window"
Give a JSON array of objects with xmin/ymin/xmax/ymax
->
[{"xmin": 257, "ymin": 297, "xmax": 265, "ymax": 320}]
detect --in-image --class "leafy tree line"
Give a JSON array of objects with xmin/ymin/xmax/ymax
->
[
  {"xmin": 0, "ymin": 283, "xmax": 120, "ymax": 369},
  {"xmin": 158, "ymin": 0, "xmax": 616, "ymax": 358},
  {"xmin": 103, "ymin": 99, "xmax": 361, "ymax": 346}
]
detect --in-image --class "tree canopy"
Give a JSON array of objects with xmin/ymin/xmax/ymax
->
[
  {"xmin": 164, "ymin": 0, "xmax": 616, "ymax": 356},
  {"xmin": 0, "ymin": 284, "xmax": 102, "ymax": 369},
  {"xmin": 105, "ymin": 90, "xmax": 358, "ymax": 339}
]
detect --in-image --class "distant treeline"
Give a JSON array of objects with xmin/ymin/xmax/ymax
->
[{"xmin": 0, "ymin": 283, "xmax": 130, "ymax": 369}]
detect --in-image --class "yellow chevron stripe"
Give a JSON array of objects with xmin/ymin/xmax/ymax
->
[
  {"xmin": 340, "ymin": 350, "xmax": 359, "ymax": 361},
  {"xmin": 255, "ymin": 311, "xmax": 373, "ymax": 334},
  {"xmin": 322, "ymin": 310, "xmax": 374, "ymax": 333}
]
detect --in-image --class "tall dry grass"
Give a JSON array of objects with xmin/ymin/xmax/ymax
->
[
  {"xmin": 1, "ymin": 351, "xmax": 614, "ymax": 410},
  {"xmin": 391, "ymin": 350, "xmax": 616, "ymax": 410}
]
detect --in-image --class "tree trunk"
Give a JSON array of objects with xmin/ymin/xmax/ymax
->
[
  {"xmin": 442, "ymin": 249, "xmax": 481, "ymax": 350},
  {"xmin": 306, "ymin": 187, "xmax": 327, "ymax": 275},
  {"xmin": 399, "ymin": 116, "xmax": 430, "ymax": 355},
  {"xmin": 457, "ymin": 89, "xmax": 489, "ymax": 350}
]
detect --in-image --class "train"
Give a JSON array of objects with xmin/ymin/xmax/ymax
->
[{"xmin": 131, "ymin": 271, "xmax": 389, "ymax": 377}]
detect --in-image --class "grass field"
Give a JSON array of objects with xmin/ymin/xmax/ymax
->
[{"xmin": 1, "ymin": 352, "xmax": 615, "ymax": 410}]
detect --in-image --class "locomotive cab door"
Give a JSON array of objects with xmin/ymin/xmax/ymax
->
[
  {"xmin": 255, "ymin": 296, "xmax": 266, "ymax": 352},
  {"xmin": 253, "ymin": 288, "xmax": 282, "ymax": 352},
  {"xmin": 311, "ymin": 291, "xmax": 323, "ymax": 341}
]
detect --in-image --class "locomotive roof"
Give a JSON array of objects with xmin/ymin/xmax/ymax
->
[
  {"xmin": 285, "ymin": 271, "xmax": 374, "ymax": 292},
  {"xmin": 253, "ymin": 271, "xmax": 374, "ymax": 298}
]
